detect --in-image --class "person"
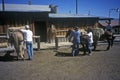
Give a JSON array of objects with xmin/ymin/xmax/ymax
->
[
  {"xmin": 105, "ymin": 29, "xmax": 113, "ymax": 50},
  {"xmin": 71, "ymin": 26, "xmax": 81, "ymax": 56},
  {"xmin": 105, "ymin": 23, "xmax": 112, "ymax": 32},
  {"xmin": 21, "ymin": 25, "xmax": 33, "ymax": 60},
  {"xmin": 86, "ymin": 28, "xmax": 93, "ymax": 55},
  {"xmin": 104, "ymin": 21, "xmax": 115, "ymax": 50}
]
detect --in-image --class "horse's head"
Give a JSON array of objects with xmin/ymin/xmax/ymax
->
[
  {"xmin": 66, "ymin": 29, "xmax": 73, "ymax": 38},
  {"xmin": 50, "ymin": 24, "xmax": 57, "ymax": 33},
  {"xmin": 65, "ymin": 29, "xmax": 74, "ymax": 42}
]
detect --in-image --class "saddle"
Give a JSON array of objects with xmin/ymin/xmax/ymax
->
[{"xmin": 81, "ymin": 35, "xmax": 90, "ymax": 44}]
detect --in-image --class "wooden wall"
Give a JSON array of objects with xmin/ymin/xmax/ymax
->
[
  {"xmin": 0, "ymin": 12, "xmax": 49, "ymax": 34},
  {"xmin": 48, "ymin": 18, "xmax": 99, "ymax": 37},
  {"xmin": 0, "ymin": 11, "xmax": 99, "ymax": 42}
]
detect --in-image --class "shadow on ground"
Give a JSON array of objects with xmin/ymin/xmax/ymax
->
[
  {"xmin": 0, "ymin": 53, "xmax": 18, "ymax": 62},
  {"xmin": 55, "ymin": 47, "xmax": 108, "ymax": 57}
]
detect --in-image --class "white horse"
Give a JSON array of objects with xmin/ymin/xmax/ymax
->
[{"xmin": 8, "ymin": 27, "xmax": 25, "ymax": 60}]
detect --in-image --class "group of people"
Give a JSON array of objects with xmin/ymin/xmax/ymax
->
[
  {"xmin": 71, "ymin": 26, "xmax": 93, "ymax": 56},
  {"xmin": 71, "ymin": 24, "xmax": 114, "ymax": 56}
]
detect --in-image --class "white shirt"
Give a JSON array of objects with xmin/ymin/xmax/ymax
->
[
  {"xmin": 21, "ymin": 29, "xmax": 33, "ymax": 42},
  {"xmin": 87, "ymin": 32, "xmax": 93, "ymax": 43}
]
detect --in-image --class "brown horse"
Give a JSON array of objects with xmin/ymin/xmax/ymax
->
[
  {"xmin": 103, "ymin": 30, "xmax": 115, "ymax": 50},
  {"xmin": 47, "ymin": 24, "xmax": 57, "ymax": 43},
  {"xmin": 8, "ymin": 28, "xmax": 25, "ymax": 60}
]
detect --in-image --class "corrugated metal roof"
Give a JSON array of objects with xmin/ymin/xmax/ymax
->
[
  {"xmin": 0, "ymin": 4, "xmax": 51, "ymax": 12},
  {"xmin": 49, "ymin": 13, "xmax": 99, "ymax": 18}
]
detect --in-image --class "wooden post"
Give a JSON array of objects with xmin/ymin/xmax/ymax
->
[
  {"xmin": 2, "ymin": 0, "xmax": 5, "ymax": 11},
  {"xmin": 55, "ymin": 36, "xmax": 58, "ymax": 50},
  {"xmin": 37, "ymin": 36, "xmax": 40, "ymax": 50},
  {"xmin": 33, "ymin": 36, "xmax": 40, "ymax": 50}
]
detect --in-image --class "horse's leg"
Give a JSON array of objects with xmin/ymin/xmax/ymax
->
[
  {"xmin": 93, "ymin": 38, "xmax": 98, "ymax": 51},
  {"xmin": 14, "ymin": 41, "xmax": 19, "ymax": 60},
  {"xmin": 52, "ymin": 33, "xmax": 54, "ymax": 43},
  {"xmin": 106, "ymin": 39, "xmax": 110, "ymax": 50},
  {"xmin": 111, "ymin": 36, "xmax": 114, "ymax": 47},
  {"xmin": 49, "ymin": 34, "xmax": 52, "ymax": 43},
  {"xmin": 19, "ymin": 42, "xmax": 24, "ymax": 60},
  {"xmin": 15, "ymin": 48, "xmax": 19, "ymax": 60},
  {"xmin": 48, "ymin": 34, "xmax": 51, "ymax": 43},
  {"xmin": 110, "ymin": 39, "xmax": 113, "ymax": 48},
  {"xmin": 93, "ymin": 41, "xmax": 97, "ymax": 51},
  {"xmin": 51, "ymin": 33, "xmax": 54, "ymax": 43},
  {"xmin": 111, "ymin": 39, "xmax": 113, "ymax": 47},
  {"xmin": 82, "ymin": 43, "xmax": 86, "ymax": 55}
]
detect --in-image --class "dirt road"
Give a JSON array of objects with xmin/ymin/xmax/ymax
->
[{"xmin": 0, "ymin": 43, "xmax": 120, "ymax": 80}]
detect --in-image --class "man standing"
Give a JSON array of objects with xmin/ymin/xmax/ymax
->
[
  {"xmin": 105, "ymin": 23, "xmax": 112, "ymax": 32},
  {"xmin": 71, "ymin": 26, "xmax": 81, "ymax": 56},
  {"xmin": 21, "ymin": 25, "xmax": 33, "ymax": 60}
]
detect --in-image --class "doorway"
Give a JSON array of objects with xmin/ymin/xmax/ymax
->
[{"xmin": 34, "ymin": 21, "xmax": 47, "ymax": 42}]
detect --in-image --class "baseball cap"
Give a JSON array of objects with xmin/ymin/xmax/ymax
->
[{"xmin": 25, "ymin": 25, "xmax": 30, "ymax": 29}]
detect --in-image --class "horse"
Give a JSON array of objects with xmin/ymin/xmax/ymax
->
[
  {"xmin": 92, "ymin": 28, "xmax": 116, "ymax": 50},
  {"xmin": 103, "ymin": 30, "xmax": 115, "ymax": 50},
  {"xmin": 47, "ymin": 24, "xmax": 57, "ymax": 43},
  {"xmin": 7, "ymin": 27, "xmax": 25, "ymax": 60},
  {"xmin": 91, "ymin": 28, "xmax": 105, "ymax": 50}
]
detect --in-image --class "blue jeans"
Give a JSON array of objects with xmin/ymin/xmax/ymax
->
[
  {"xmin": 71, "ymin": 42, "xmax": 80, "ymax": 56},
  {"xmin": 26, "ymin": 41, "xmax": 33, "ymax": 60},
  {"xmin": 87, "ymin": 42, "xmax": 92, "ymax": 54}
]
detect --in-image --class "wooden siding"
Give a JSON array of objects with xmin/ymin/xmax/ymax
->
[
  {"xmin": 0, "ymin": 12, "xmax": 99, "ymax": 42},
  {"xmin": 0, "ymin": 12, "xmax": 49, "ymax": 34},
  {"xmin": 48, "ymin": 18, "xmax": 98, "ymax": 36}
]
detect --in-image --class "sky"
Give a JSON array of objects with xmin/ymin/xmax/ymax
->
[{"xmin": 0, "ymin": 0, "xmax": 120, "ymax": 18}]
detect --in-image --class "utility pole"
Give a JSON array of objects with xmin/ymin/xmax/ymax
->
[
  {"xmin": 109, "ymin": 8, "xmax": 120, "ymax": 25},
  {"xmin": 118, "ymin": 9, "xmax": 120, "ymax": 25},
  {"xmin": 2, "ymin": 0, "xmax": 5, "ymax": 11},
  {"xmin": 76, "ymin": 0, "xmax": 78, "ymax": 14},
  {"xmin": 28, "ymin": 0, "xmax": 32, "ymax": 5}
]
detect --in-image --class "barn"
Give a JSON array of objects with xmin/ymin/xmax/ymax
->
[{"xmin": 0, "ymin": 3, "xmax": 103, "ymax": 42}]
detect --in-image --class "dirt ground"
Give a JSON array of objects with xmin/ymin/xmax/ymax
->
[{"xmin": 0, "ymin": 43, "xmax": 120, "ymax": 80}]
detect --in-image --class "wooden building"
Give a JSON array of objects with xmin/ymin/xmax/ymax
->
[
  {"xmin": 0, "ymin": 4, "xmax": 100, "ymax": 42},
  {"xmin": 49, "ymin": 14, "xmax": 99, "ymax": 33}
]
